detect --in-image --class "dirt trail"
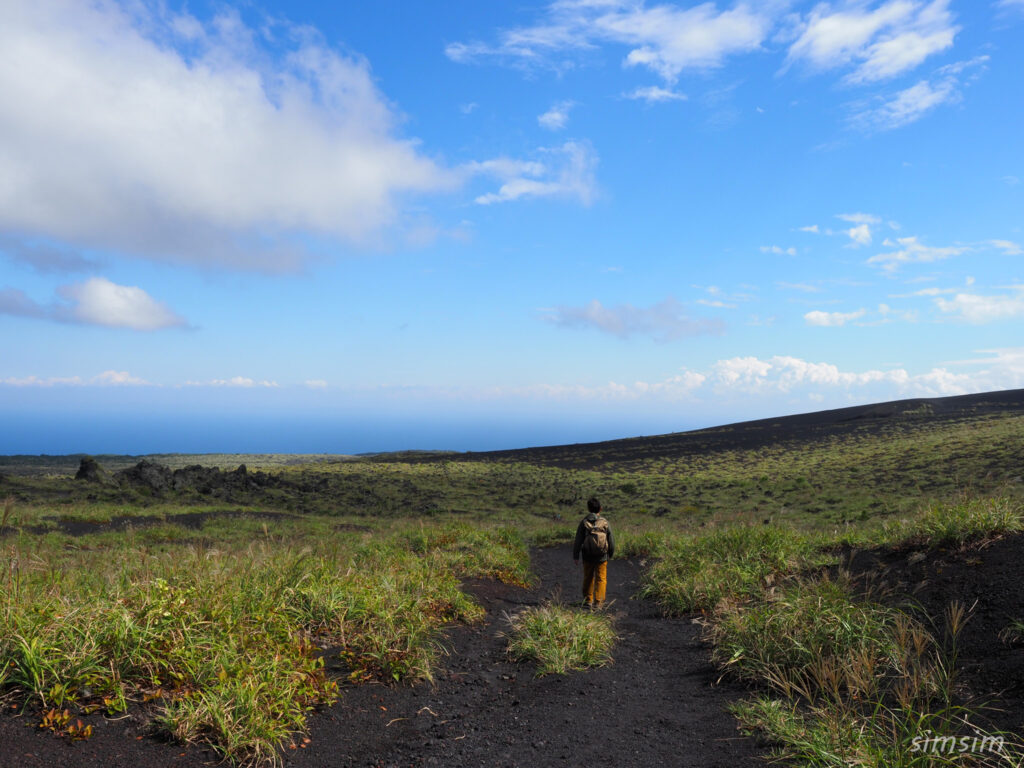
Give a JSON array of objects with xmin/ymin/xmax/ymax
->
[
  {"xmin": 0, "ymin": 548, "xmax": 764, "ymax": 767},
  {"xmin": 285, "ymin": 546, "xmax": 764, "ymax": 767}
]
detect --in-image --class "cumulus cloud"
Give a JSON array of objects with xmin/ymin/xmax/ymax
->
[
  {"xmin": 804, "ymin": 309, "xmax": 867, "ymax": 326},
  {"xmin": 470, "ymin": 141, "xmax": 598, "ymax": 205},
  {"xmin": 446, "ymin": 0, "xmax": 773, "ymax": 83},
  {"xmin": 867, "ymin": 236, "xmax": 968, "ymax": 270},
  {"xmin": 784, "ymin": 0, "xmax": 958, "ymax": 84},
  {"xmin": 760, "ymin": 245, "xmax": 797, "ymax": 256},
  {"xmin": 543, "ymin": 297, "xmax": 724, "ymax": 341},
  {"xmin": 0, "ymin": 1, "xmax": 452, "ymax": 270},
  {"xmin": 538, "ymin": 100, "xmax": 575, "ymax": 130},
  {"xmin": 305, "ymin": 379, "xmax": 329, "ymax": 389},
  {"xmin": 186, "ymin": 377, "xmax": 280, "ymax": 388},
  {"xmin": 57, "ymin": 278, "xmax": 186, "ymax": 330},
  {"xmin": 473, "ymin": 352, "xmax": 998, "ymax": 402},
  {"xmin": 623, "ymin": 85, "xmax": 687, "ymax": 103},
  {"xmin": 935, "ymin": 288, "xmax": 1024, "ymax": 324},
  {"xmin": 836, "ymin": 212, "xmax": 879, "ymax": 246},
  {"xmin": 0, "ymin": 277, "xmax": 186, "ymax": 330},
  {"xmin": 1, "ymin": 370, "xmax": 149, "ymax": 386}
]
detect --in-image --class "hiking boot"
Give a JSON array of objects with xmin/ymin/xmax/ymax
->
[{"xmin": 581, "ymin": 601, "xmax": 593, "ymax": 611}]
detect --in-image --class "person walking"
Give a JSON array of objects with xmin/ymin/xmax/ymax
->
[{"xmin": 573, "ymin": 496, "xmax": 614, "ymax": 610}]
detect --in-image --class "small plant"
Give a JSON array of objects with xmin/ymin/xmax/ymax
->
[
  {"xmin": 504, "ymin": 603, "xmax": 616, "ymax": 676},
  {"xmin": 890, "ymin": 498, "xmax": 1022, "ymax": 547}
]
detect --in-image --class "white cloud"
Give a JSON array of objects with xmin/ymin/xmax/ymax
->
[
  {"xmin": 471, "ymin": 141, "xmax": 598, "ymax": 205},
  {"xmin": 804, "ymin": 308, "xmax": 867, "ymax": 326},
  {"xmin": 867, "ymin": 236, "xmax": 968, "ymax": 270},
  {"xmin": 849, "ymin": 56, "xmax": 986, "ymax": 132},
  {"xmin": 990, "ymin": 239, "xmax": 1023, "ymax": 256},
  {"xmin": 836, "ymin": 213, "xmax": 879, "ymax": 246},
  {"xmin": 543, "ymin": 297, "xmax": 724, "ymax": 341},
  {"xmin": 92, "ymin": 370, "xmax": 150, "ymax": 386},
  {"xmin": 889, "ymin": 286, "xmax": 954, "ymax": 297},
  {"xmin": 57, "ymin": 278, "xmax": 186, "ymax": 330},
  {"xmin": 836, "ymin": 212, "xmax": 881, "ymax": 225},
  {"xmin": 846, "ymin": 224, "xmax": 873, "ymax": 246},
  {"xmin": 697, "ymin": 299, "xmax": 736, "ymax": 309},
  {"xmin": 623, "ymin": 85, "xmax": 687, "ymax": 103},
  {"xmin": 538, "ymin": 100, "xmax": 575, "ymax": 130},
  {"xmin": 785, "ymin": 0, "xmax": 958, "ymax": 84},
  {"xmin": 936, "ymin": 289, "xmax": 1024, "ymax": 324},
  {"xmin": 305, "ymin": 379, "xmax": 328, "ymax": 389},
  {"xmin": 1, "ymin": 370, "xmax": 149, "ymax": 386},
  {"xmin": 186, "ymin": 377, "xmax": 280, "ymax": 388},
  {"xmin": 799, "ymin": 224, "xmax": 820, "ymax": 233},
  {"xmin": 0, "ymin": 1, "xmax": 452, "ymax": 270},
  {"xmin": 0, "ymin": 277, "xmax": 186, "ymax": 330},
  {"xmin": 760, "ymin": 245, "xmax": 797, "ymax": 256},
  {"xmin": 446, "ymin": 0, "xmax": 773, "ymax": 83},
  {"xmin": 852, "ymin": 77, "xmax": 957, "ymax": 130}
]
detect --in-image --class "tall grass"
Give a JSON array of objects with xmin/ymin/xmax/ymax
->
[
  {"xmin": 640, "ymin": 525, "xmax": 812, "ymax": 614},
  {"xmin": 640, "ymin": 502, "xmax": 1023, "ymax": 767},
  {"xmin": 0, "ymin": 521, "xmax": 528, "ymax": 765},
  {"xmin": 886, "ymin": 497, "xmax": 1022, "ymax": 547},
  {"xmin": 504, "ymin": 603, "xmax": 616, "ymax": 675}
]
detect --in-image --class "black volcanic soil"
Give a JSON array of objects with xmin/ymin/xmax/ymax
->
[
  {"xmin": 0, "ymin": 548, "xmax": 765, "ymax": 768},
  {"xmin": 844, "ymin": 533, "xmax": 1024, "ymax": 735},
  {"xmin": 403, "ymin": 390, "xmax": 1024, "ymax": 470}
]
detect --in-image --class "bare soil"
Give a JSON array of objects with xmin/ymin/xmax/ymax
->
[{"xmin": 844, "ymin": 533, "xmax": 1024, "ymax": 736}]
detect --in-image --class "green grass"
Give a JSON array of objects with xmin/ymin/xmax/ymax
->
[
  {"xmin": 639, "ymin": 525, "xmax": 814, "ymax": 614},
  {"xmin": 504, "ymin": 603, "xmax": 616, "ymax": 676},
  {"xmin": 0, "ymin": 517, "xmax": 527, "ymax": 765},
  {"xmin": 885, "ymin": 497, "xmax": 1022, "ymax": 547},
  {"xmin": 637, "ymin": 498, "xmax": 1024, "ymax": 768}
]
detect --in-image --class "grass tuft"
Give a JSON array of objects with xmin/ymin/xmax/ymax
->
[{"xmin": 504, "ymin": 603, "xmax": 615, "ymax": 676}]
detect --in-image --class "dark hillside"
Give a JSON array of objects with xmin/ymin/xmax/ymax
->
[{"xmin": 401, "ymin": 389, "xmax": 1024, "ymax": 470}]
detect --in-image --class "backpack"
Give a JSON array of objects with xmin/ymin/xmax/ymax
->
[{"xmin": 581, "ymin": 516, "xmax": 610, "ymax": 559}]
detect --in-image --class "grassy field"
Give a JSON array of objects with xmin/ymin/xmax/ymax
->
[{"xmin": 3, "ymin": 394, "xmax": 1024, "ymax": 765}]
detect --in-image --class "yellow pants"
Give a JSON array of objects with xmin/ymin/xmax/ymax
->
[{"xmin": 582, "ymin": 561, "xmax": 607, "ymax": 605}]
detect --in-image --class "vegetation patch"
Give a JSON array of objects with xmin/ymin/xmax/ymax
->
[
  {"xmin": 640, "ymin": 526, "xmax": 813, "ymax": 614},
  {"xmin": 504, "ymin": 603, "xmax": 616, "ymax": 676},
  {"xmin": 0, "ymin": 518, "xmax": 527, "ymax": 765},
  {"xmin": 640, "ymin": 500, "xmax": 1024, "ymax": 767}
]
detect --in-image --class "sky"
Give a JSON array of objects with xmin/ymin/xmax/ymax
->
[{"xmin": 1, "ymin": 0, "xmax": 1023, "ymax": 454}]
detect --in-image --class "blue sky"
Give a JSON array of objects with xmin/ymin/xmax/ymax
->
[{"xmin": 1, "ymin": 0, "xmax": 1023, "ymax": 453}]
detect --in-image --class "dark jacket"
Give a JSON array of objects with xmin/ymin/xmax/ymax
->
[{"xmin": 573, "ymin": 512, "xmax": 614, "ymax": 563}]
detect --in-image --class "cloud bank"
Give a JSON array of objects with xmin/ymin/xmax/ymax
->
[{"xmin": 0, "ymin": 1, "xmax": 452, "ymax": 270}]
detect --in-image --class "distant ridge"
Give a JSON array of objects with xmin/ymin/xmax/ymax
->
[{"xmin": 402, "ymin": 388, "xmax": 1024, "ymax": 470}]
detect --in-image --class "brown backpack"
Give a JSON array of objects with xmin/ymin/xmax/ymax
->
[{"xmin": 582, "ymin": 516, "xmax": 610, "ymax": 559}]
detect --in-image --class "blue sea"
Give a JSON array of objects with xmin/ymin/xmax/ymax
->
[{"xmin": 2, "ymin": 411, "xmax": 696, "ymax": 456}]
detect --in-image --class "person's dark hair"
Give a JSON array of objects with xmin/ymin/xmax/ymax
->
[{"xmin": 587, "ymin": 496, "xmax": 601, "ymax": 514}]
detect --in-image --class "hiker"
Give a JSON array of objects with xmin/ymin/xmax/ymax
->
[{"xmin": 573, "ymin": 496, "xmax": 614, "ymax": 610}]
